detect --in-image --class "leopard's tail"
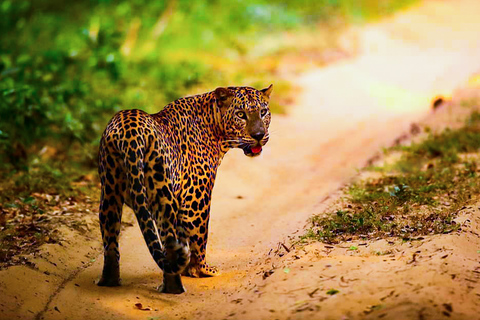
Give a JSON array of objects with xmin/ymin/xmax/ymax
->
[{"xmin": 124, "ymin": 152, "xmax": 190, "ymax": 276}]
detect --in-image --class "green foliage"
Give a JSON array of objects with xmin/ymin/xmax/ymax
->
[
  {"xmin": 270, "ymin": 0, "xmax": 418, "ymax": 24},
  {"xmin": 326, "ymin": 289, "xmax": 339, "ymax": 295},
  {"xmin": 0, "ymin": 49, "xmax": 120, "ymax": 168},
  {"xmin": 304, "ymin": 109, "xmax": 480, "ymax": 243}
]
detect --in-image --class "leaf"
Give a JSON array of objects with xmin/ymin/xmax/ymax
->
[
  {"xmin": 134, "ymin": 303, "xmax": 152, "ymax": 311},
  {"xmin": 22, "ymin": 197, "xmax": 35, "ymax": 204},
  {"xmin": 348, "ymin": 246, "xmax": 358, "ymax": 251},
  {"xmin": 326, "ymin": 289, "xmax": 339, "ymax": 295},
  {"xmin": 365, "ymin": 304, "xmax": 385, "ymax": 314},
  {"xmin": 283, "ymin": 267, "xmax": 290, "ymax": 274},
  {"xmin": 371, "ymin": 304, "xmax": 384, "ymax": 310},
  {"xmin": 263, "ymin": 269, "xmax": 274, "ymax": 279}
]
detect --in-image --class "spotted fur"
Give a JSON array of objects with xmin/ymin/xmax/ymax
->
[{"xmin": 97, "ymin": 85, "xmax": 273, "ymax": 293}]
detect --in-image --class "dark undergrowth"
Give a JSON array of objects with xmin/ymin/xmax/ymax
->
[
  {"xmin": 0, "ymin": 170, "xmax": 99, "ymax": 267},
  {"xmin": 304, "ymin": 109, "xmax": 480, "ymax": 244}
]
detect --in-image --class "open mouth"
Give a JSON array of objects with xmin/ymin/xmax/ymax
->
[{"xmin": 242, "ymin": 145, "xmax": 263, "ymax": 157}]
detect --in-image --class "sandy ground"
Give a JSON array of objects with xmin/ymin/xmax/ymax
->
[
  {"xmin": 221, "ymin": 86, "xmax": 480, "ymax": 320},
  {"xmin": 1, "ymin": 0, "xmax": 480, "ymax": 319}
]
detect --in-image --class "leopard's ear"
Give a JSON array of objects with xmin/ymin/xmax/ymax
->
[
  {"xmin": 260, "ymin": 84, "xmax": 273, "ymax": 98},
  {"xmin": 214, "ymin": 87, "xmax": 234, "ymax": 108}
]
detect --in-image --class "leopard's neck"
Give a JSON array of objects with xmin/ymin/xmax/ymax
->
[{"xmin": 153, "ymin": 91, "xmax": 228, "ymax": 159}]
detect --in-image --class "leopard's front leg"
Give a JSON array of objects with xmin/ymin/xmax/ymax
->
[{"xmin": 181, "ymin": 207, "xmax": 219, "ymax": 278}]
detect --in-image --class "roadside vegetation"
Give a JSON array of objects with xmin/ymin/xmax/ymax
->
[
  {"xmin": 0, "ymin": 0, "xmax": 418, "ymax": 265},
  {"xmin": 304, "ymin": 107, "xmax": 480, "ymax": 244}
]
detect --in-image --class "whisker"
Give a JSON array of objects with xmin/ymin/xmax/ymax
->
[
  {"xmin": 266, "ymin": 129, "xmax": 279, "ymax": 135},
  {"xmin": 266, "ymin": 131, "xmax": 279, "ymax": 138}
]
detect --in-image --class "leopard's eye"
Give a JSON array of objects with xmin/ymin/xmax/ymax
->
[
  {"xmin": 260, "ymin": 108, "xmax": 268, "ymax": 117},
  {"xmin": 236, "ymin": 111, "xmax": 247, "ymax": 120}
]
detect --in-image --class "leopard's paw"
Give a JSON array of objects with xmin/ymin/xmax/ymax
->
[
  {"xmin": 97, "ymin": 276, "xmax": 121, "ymax": 287},
  {"xmin": 158, "ymin": 274, "xmax": 186, "ymax": 294},
  {"xmin": 200, "ymin": 264, "xmax": 219, "ymax": 277},
  {"xmin": 183, "ymin": 264, "xmax": 219, "ymax": 278}
]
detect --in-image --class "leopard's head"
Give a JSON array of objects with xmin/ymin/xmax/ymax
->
[{"xmin": 215, "ymin": 85, "xmax": 273, "ymax": 157}]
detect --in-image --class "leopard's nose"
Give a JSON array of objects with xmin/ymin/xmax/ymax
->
[{"xmin": 251, "ymin": 131, "xmax": 265, "ymax": 142}]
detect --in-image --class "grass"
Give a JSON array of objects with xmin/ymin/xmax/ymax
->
[{"xmin": 303, "ymin": 109, "xmax": 480, "ymax": 244}]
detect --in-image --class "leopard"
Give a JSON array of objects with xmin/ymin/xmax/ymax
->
[{"xmin": 97, "ymin": 85, "xmax": 273, "ymax": 294}]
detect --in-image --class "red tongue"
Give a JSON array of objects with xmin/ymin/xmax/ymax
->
[{"xmin": 251, "ymin": 146, "xmax": 262, "ymax": 154}]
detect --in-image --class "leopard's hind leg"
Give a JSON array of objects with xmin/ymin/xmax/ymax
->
[
  {"xmin": 97, "ymin": 150, "xmax": 125, "ymax": 287},
  {"xmin": 125, "ymin": 139, "xmax": 189, "ymax": 294},
  {"xmin": 148, "ymin": 182, "xmax": 191, "ymax": 293}
]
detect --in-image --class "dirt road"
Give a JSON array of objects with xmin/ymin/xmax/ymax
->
[{"xmin": 2, "ymin": 0, "xmax": 480, "ymax": 319}]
